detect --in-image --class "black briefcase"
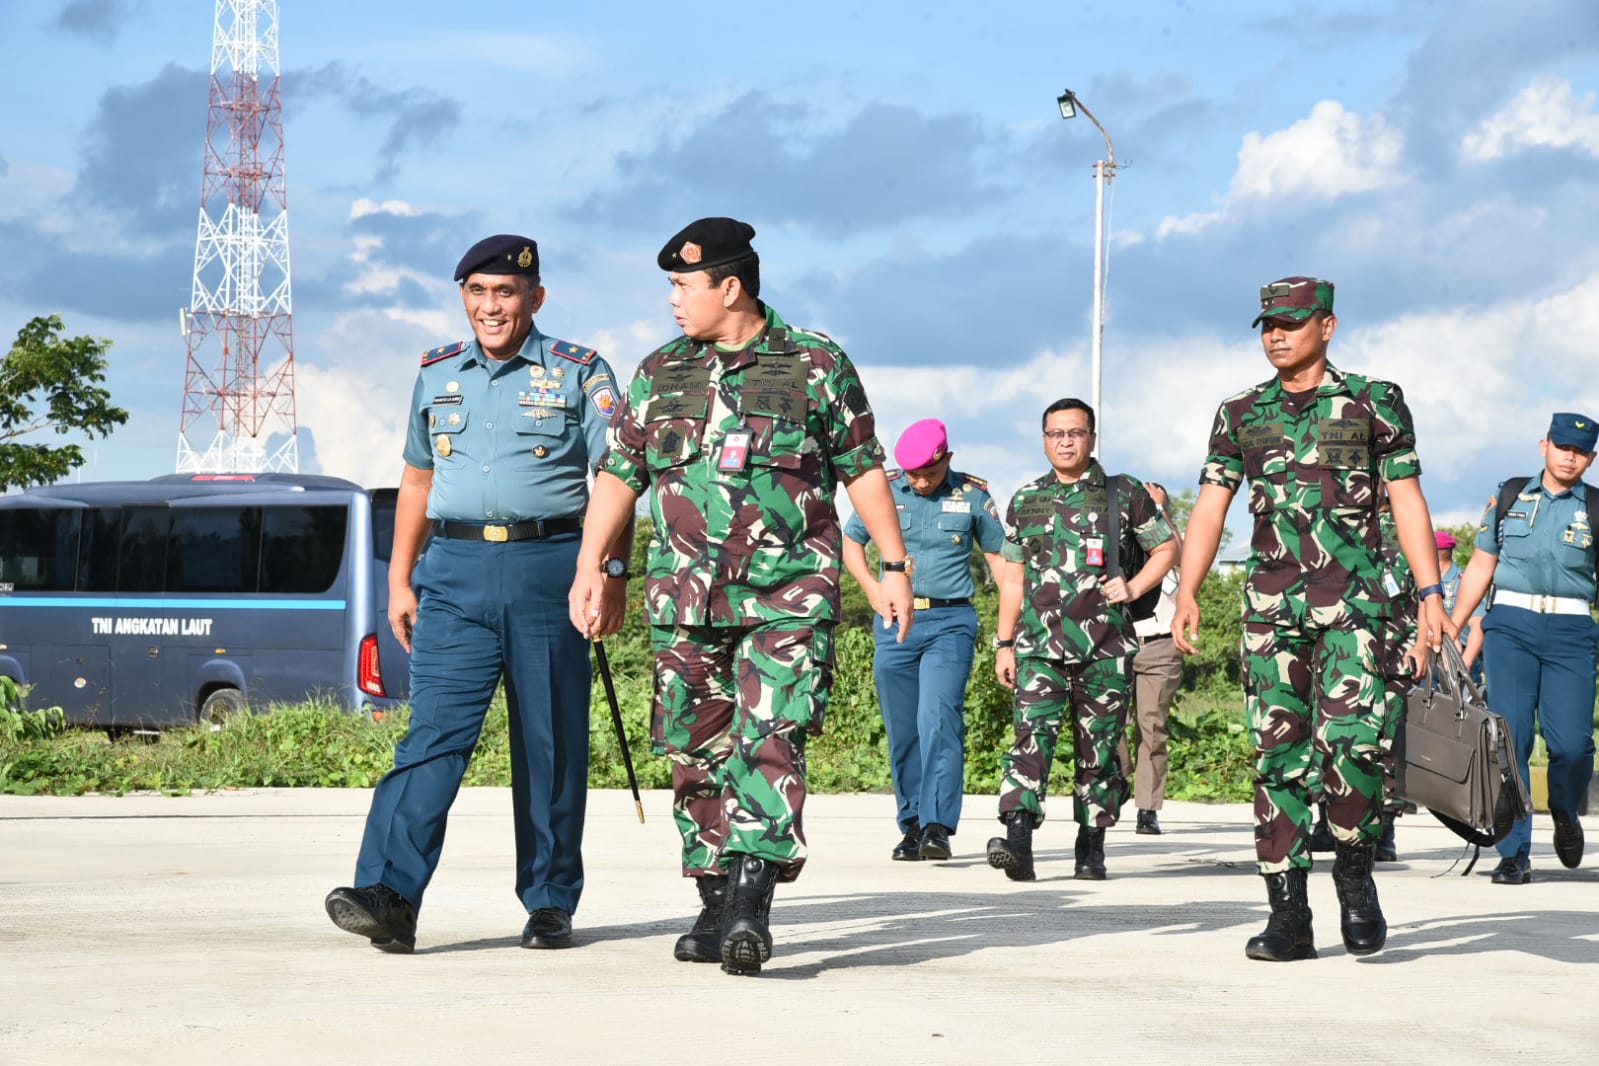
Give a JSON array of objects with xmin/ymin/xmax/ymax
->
[{"xmin": 1396, "ymin": 638, "xmax": 1532, "ymax": 847}]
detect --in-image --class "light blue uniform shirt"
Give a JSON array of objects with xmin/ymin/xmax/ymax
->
[
  {"xmin": 844, "ymin": 469, "xmax": 1004, "ymax": 600},
  {"xmin": 1474, "ymin": 478, "xmax": 1597, "ymax": 601},
  {"xmin": 402, "ymin": 324, "xmax": 618, "ymax": 522}
]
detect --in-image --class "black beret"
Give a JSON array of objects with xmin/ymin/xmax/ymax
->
[
  {"xmin": 657, "ymin": 217, "xmax": 757, "ymax": 272},
  {"xmin": 454, "ymin": 234, "xmax": 539, "ymax": 282}
]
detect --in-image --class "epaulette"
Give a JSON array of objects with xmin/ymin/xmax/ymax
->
[
  {"xmin": 887, "ymin": 468, "xmax": 903, "ymax": 481},
  {"xmin": 421, "ymin": 341, "xmax": 465, "ymax": 366},
  {"xmin": 959, "ymin": 472, "xmax": 989, "ymax": 491},
  {"xmin": 549, "ymin": 339, "xmax": 598, "ymax": 365}
]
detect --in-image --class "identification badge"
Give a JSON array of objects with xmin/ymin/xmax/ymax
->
[
  {"xmin": 1084, "ymin": 537, "xmax": 1105, "ymax": 568},
  {"xmin": 717, "ymin": 427, "xmax": 753, "ymax": 471},
  {"xmin": 942, "ymin": 500, "xmax": 972, "ymax": 513},
  {"xmin": 1383, "ymin": 571, "xmax": 1400, "ymax": 597}
]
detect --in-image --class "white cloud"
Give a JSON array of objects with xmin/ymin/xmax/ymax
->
[
  {"xmin": 1156, "ymin": 100, "xmax": 1405, "ymax": 239},
  {"xmin": 1461, "ymin": 76, "xmax": 1599, "ymax": 161},
  {"xmin": 348, "ymin": 198, "xmax": 422, "ymax": 220}
]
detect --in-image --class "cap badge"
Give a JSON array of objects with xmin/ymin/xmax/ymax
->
[
  {"xmin": 1577, "ymin": 419, "xmax": 1588, "ymax": 428},
  {"xmin": 517, "ymin": 246, "xmax": 533, "ymax": 268},
  {"xmin": 680, "ymin": 241, "xmax": 703, "ymax": 265}
]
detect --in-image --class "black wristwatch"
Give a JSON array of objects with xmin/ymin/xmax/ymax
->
[
  {"xmin": 881, "ymin": 559, "xmax": 908, "ymax": 573},
  {"xmin": 603, "ymin": 558, "xmax": 631, "ymax": 580},
  {"xmin": 993, "ymin": 638, "xmax": 1016, "ymax": 650}
]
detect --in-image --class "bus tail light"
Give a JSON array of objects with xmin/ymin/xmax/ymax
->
[{"xmin": 358, "ymin": 634, "xmax": 386, "ymax": 698}]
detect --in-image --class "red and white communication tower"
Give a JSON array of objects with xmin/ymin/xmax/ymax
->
[{"xmin": 176, "ymin": 0, "xmax": 298, "ymax": 473}]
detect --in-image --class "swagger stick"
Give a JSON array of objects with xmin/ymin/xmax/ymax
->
[{"xmin": 594, "ymin": 640, "xmax": 645, "ymax": 823}]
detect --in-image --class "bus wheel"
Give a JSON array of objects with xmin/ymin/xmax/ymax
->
[{"xmin": 199, "ymin": 688, "xmax": 247, "ymax": 729}]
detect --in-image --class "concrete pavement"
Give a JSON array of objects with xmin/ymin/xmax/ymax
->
[{"xmin": 1, "ymin": 788, "xmax": 1595, "ymax": 1065}]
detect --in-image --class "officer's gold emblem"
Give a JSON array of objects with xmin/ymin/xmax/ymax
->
[
  {"xmin": 553, "ymin": 366, "xmax": 565, "ymax": 379},
  {"xmin": 447, "ymin": 380, "xmax": 459, "ymax": 392},
  {"xmin": 436, "ymin": 434, "xmax": 452, "ymax": 456},
  {"xmin": 430, "ymin": 414, "xmax": 437, "ymax": 428},
  {"xmin": 517, "ymin": 246, "xmax": 533, "ymax": 268},
  {"xmin": 531, "ymin": 365, "xmax": 545, "ymax": 378},
  {"xmin": 533, "ymin": 445, "xmax": 548, "ymax": 458},
  {"xmin": 448, "ymin": 412, "xmax": 460, "ymax": 425},
  {"xmin": 680, "ymin": 241, "xmax": 702, "ymax": 264}
]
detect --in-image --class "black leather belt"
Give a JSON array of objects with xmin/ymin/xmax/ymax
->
[
  {"xmin": 434, "ymin": 517, "xmax": 582, "ymax": 542},
  {"xmin": 912, "ymin": 596, "xmax": 971, "ymax": 610}
]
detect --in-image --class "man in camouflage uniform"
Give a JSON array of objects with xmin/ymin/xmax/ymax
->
[
  {"xmin": 1173, "ymin": 277, "xmax": 1445, "ymax": 962},
  {"xmin": 986, "ymin": 398, "xmax": 1175, "ymax": 882},
  {"xmin": 569, "ymin": 217, "xmax": 912, "ymax": 977}
]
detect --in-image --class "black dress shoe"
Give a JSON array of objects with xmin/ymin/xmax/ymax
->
[
  {"xmin": 918, "ymin": 823, "xmax": 953, "ymax": 861},
  {"xmin": 522, "ymin": 907, "xmax": 574, "ymax": 949},
  {"xmin": 1136, "ymin": 809, "xmax": 1162, "ymax": 835},
  {"xmin": 325, "ymin": 883, "xmax": 417, "ymax": 954},
  {"xmin": 1489, "ymin": 856, "xmax": 1532, "ymax": 885},
  {"xmin": 1552, "ymin": 810, "xmax": 1584, "ymax": 869},
  {"xmin": 892, "ymin": 822, "xmax": 922, "ymax": 862}
]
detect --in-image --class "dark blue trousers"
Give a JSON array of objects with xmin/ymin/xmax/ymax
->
[
  {"xmin": 355, "ymin": 533, "xmax": 590, "ymax": 914},
  {"xmin": 872, "ymin": 604, "xmax": 978, "ymax": 833},
  {"xmin": 1481, "ymin": 605, "xmax": 1598, "ymax": 862}
]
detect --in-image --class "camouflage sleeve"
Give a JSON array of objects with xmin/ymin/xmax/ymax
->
[
  {"xmin": 1199, "ymin": 401, "xmax": 1243, "ymax": 490},
  {"xmin": 973, "ymin": 486, "xmax": 1006, "ymax": 552},
  {"xmin": 1472, "ymin": 490, "xmax": 1501, "ymax": 555},
  {"xmin": 401, "ymin": 372, "xmax": 433, "ymax": 469},
  {"xmin": 577, "ymin": 356, "xmax": 620, "ymax": 473},
  {"xmin": 1001, "ymin": 491, "xmax": 1026, "ymax": 564},
  {"xmin": 1125, "ymin": 478, "xmax": 1174, "ymax": 552},
  {"xmin": 818, "ymin": 349, "xmax": 886, "ymax": 479},
  {"xmin": 842, "ymin": 510, "xmax": 870, "ymax": 544},
  {"xmin": 597, "ymin": 363, "xmax": 652, "ymax": 494},
  {"xmin": 1372, "ymin": 380, "xmax": 1422, "ymax": 482}
]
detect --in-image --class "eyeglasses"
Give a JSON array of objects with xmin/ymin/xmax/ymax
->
[{"xmin": 1043, "ymin": 429, "xmax": 1093, "ymax": 442}]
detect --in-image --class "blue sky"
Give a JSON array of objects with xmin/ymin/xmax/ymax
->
[{"xmin": 2, "ymin": 0, "xmax": 1597, "ymax": 548}]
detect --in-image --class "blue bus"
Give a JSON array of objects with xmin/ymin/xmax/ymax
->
[{"xmin": 0, "ymin": 473, "xmax": 410, "ymax": 727}]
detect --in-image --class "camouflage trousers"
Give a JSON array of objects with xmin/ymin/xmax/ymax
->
[
  {"xmin": 1307, "ymin": 624, "xmax": 1413, "ymax": 815},
  {"xmin": 649, "ymin": 619, "xmax": 834, "ymax": 884},
  {"xmin": 997, "ymin": 654, "xmax": 1131, "ymax": 827},
  {"xmin": 1244, "ymin": 619, "xmax": 1387, "ymax": 873}
]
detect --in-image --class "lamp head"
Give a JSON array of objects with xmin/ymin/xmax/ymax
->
[{"xmin": 1057, "ymin": 90, "xmax": 1077, "ymax": 120}]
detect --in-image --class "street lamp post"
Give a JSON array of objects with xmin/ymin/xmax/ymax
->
[{"xmin": 1057, "ymin": 88, "xmax": 1117, "ymax": 457}]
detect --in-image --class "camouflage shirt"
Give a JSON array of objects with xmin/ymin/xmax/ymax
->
[
  {"xmin": 1378, "ymin": 508, "xmax": 1418, "ymax": 670},
  {"xmin": 1001, "ymin": 461, "xmax": 1173, "ymax": 663},
  {"xmin": 600, "ymin": 303, "xmax": 886, "ymax": 628},
  {"xmin": 1200, "ymin": 362, "xmax": 1422, "ymax": 628}
]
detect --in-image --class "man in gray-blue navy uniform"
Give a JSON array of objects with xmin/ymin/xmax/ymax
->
[
  {"xmin": 843, "ymin": 419, "xmax": 1004, "ymax": 862},
  {"xmin": 326, "ymin": 233, "xmax": 630, "ymax": 952},
  {"xmin": 1450, "ymin": 411, "xmax": 1598, "ymax": 886}
]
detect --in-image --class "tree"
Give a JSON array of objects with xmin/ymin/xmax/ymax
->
[{"xmin": 0, "ymin": 315, "xmax": 128, "ymax": 490}]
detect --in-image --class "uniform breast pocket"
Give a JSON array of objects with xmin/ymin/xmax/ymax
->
[
  {"xmin": 644, "ymin": 393, "xmax": 708, "ymax": 470},
  {"xmin": 937, "ymin": 512, "xmax": 971, "ymax": 547},
  {"xmin": 1238, "ymin": 421, "xmax": 1287, "ymax": 480},
  {"xmin": 516, "ymin": 407, "xmax": 566, "ymax": 454},
  {"xmin": 744, "ymin": 414, "xmax": 807, "ymax": 471},
  {"xmin": 427, "ymin": 405, "xmax": 468, "ymax": 459},
  {"xmin": 1562, "ymin": 523, "xmax": 1593, "ymax": 552}
]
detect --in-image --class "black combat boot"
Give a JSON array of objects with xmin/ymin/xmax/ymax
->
[
  {"xmin": 1332, "ymin": 840, "xmax": 1387, "ymax": 955},
  {"xmin": 1374, "ymin": 811, "xmax": 1398, "ymax": 863},
  {"xmin": 985, "ymin": 810, "xmax": 1036, "ymax": 881},
  {"xmin": 672, "ymin": 874, "xmax": 728, "ymax": 963},
  {"xmin": 1308, "ymin": 800, "xmax": 1334, "ymax": 852},
  {"xmin": 1074, "ymin": 825, "xmax": 1107, "ymax": 880},
  {"xmin": 1243, "ymin": 868, "xmax": 1317, "ymax": 962},
  {"xmin": 719, "ymin": 855, "xmax": 778, "ymax": 976}
]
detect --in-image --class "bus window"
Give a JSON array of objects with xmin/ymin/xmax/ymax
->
[
  {"xmin": 0, "ymin": 508, "xmax": 80, "ymax": 590},
  {"xmin": 169, "ymin": 507, "xmax": 261, "ymax": 593},
  {"xmin": 260, "ymin": 506, "xmax": 347, "ymax": 594},
  {"xmin": 78, "ymin": 507, "xmax": 121, "ymax": 592},
  {"xmin": 370, "ymin": 489, "xmax": 397, "ymax": 563},
  {"xmin": 117, "ymin": 508, "xmax": 169, "ymax": 592}
]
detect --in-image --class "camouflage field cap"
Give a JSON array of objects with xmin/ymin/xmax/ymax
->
[
  {"xmin": 1548, "ymin": 411, "xmax": 1599, "ymax": 452},
  {"xmin": 1251, "ymin": 276, "xmax": 1334, "ymax": 327},
  {"xmin": 658, "ymin": 217, "xmax": 757, "ymax": 272}
]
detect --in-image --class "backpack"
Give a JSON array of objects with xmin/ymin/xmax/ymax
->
[{"xmin": 1106, "ymin": 475, "xmax": 1160, "ymax": 622}]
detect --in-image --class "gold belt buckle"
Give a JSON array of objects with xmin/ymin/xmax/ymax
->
[
  {"xmin": 913, "ymin": 597, "xmax": 930, "ymax": 610},
  {"xmin": 483, "ymin": 524, "xmax": 510, "ymax": 543}
]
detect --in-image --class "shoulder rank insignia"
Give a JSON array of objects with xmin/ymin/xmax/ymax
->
[
  {"xmin": 887, "ymin": 468, "xmax": 903, "ymax": 480},
  {"xmin": 959, "ymin": 473, "xmax": 989, "ymax": 490},
  {"xmin": 421, "ymin": 341, "xmax": 466, "ymax": 366},
  {"xmin": 549, "ymin": 339, "xmax": 598, "ymax": 365}
]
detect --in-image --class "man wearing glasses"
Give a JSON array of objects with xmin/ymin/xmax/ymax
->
[
  {"xmin": 1173, "ymin": 277, "xmax": 1445, "ymax": 962},
  {"xmin": 844, "ymin": 419, "xmax": 1005, "ymax": 863},
  {"xmin": 986, "ymin": 398, "xmax": 1176, "ymax": 881}
]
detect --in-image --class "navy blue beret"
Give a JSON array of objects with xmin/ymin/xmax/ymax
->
[
  {"xmin": 657, "ymin": 217, "xmax": 757, "ymax": 272},
  {"xmin": 455, "ymin": 234, "xmax": 539, "ymax": 282}
]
